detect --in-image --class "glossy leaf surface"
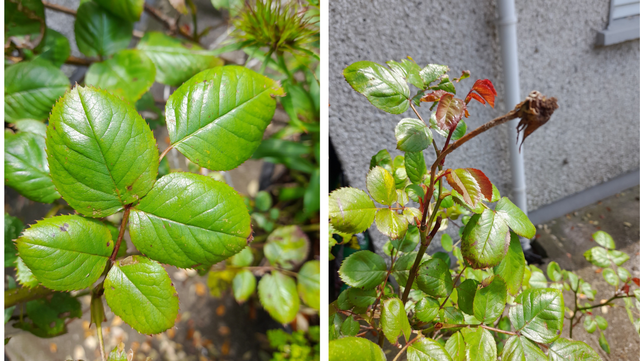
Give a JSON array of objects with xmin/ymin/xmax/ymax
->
[
  {"xmin": 104, "ymin": 256, "xmax": 179, "ymax": 334},
  {"xmin": 375, "ymin": 208, "xmax": 408, "ymax": 240},
  {"xmin": 338, "ymin": 251, "xmax": 387, "ymax": 289},
  {"xmin": 381, "ymin": 298, "xmax": 411, "ymax": 344},
  {"xmin": 510, "ymin": 288, "xmax": 564, "ymax": 343},
  {"xmin": 329, "ymin": 187, "xmax": 376, "ymax": 234},
  {"xmin": 416, "ymin": 258, "xmax": 453, "ymax": 298},
  {"xmin": 473, "ymin": 275, "xmax": 507, "ymax": 324},
  {"xmin": 461, "ymin": 327, "xmax": 497, "ymax": 361},
  {"xmin": 16, "ymin": 215, "xmax": 113, "ymax": 291},
  {"xmin": 166, "ymin": 66, "xmax": 283, "ymax": 170},
  {"xmin": 74, "ymin": 1, "xmax": 133, "ymax": 57},
  {"xmin": 502, "ymin": 336, "xmax": 548, "ymax": 361},
  {"xmin": 34, "ymin": 29, "xmax": 71, "ymax": 67},
  {"xmin": 94, "ymin": 0, "xmax": 144, "ymax": 22},
  {"xmin": 232, "ymin": 269, "xmax": 256, "ymax": 303},
  {"xmin": 258, "ymin": 271, "xmax": 299, "ymax": 324},
  {"xmin": 298, "ymin": 261, "xmax": 319, "ymax": 310},
  {"xmin": 395, "ymin": 118, "xmax": 432, "ymax": 152},
  {"xmin": 85, "ymin": 50, "xmax": 156, "ymax": 102},
  {"xmin": 47, "ymin": 86, "xmax": 158, "ymax": 217},
  {"xmin": 407, "ymin": 336, "xmax": 453, "ymax": 361},
  {"xmin": 5, "ymin": 60, "xmax": 69, "ymax": 122},
  {"xmin": 445, "ymin": 168, "xmax": 492, "ymax": 208},
  {"xmin": 366, "ymin": 166, "xmax": 397, "ymax": 205},
  {"xmin": 129, "ymin": 173, "xmax": 250, "ymax": 268},
  {"xmin": 548, "ymin": 338, "xmax": 601, "ymax": 361},
  {"xmin": 343, "ymin": 61, "xmax": 410, "ymax": 114},
  {"xmin": 494, "ymin": 232, "xmax": 526, "ymax": 295},
  {"xmin": 137, "ymin": 32, "xmax": 223, "ymax": 86},
  {"xmin": 462, "ymin": 209, "xmax": 510, "ymax": 269},
  {"xmin": 329, "ymin": 337, "xmax": 386, "ymax": 361},
  {"xmin": 435, "ymin": 93, "xmax": 465, "ymax": 131},
  {"xmin": 495, "ymin": 197, "xmax": 536, "ymax": 239},
  {"xmin": 5, "ymin": 131, "xmax": 59, "ymax": 203}
]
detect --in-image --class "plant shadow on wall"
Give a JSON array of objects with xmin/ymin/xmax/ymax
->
[
  {"xmin": 4, "ymin": 0, "xmax": 319, "ymax": 359},
  {"xmin": 328, "ymin": 58, "xmax": 640, "ymax": 360}
]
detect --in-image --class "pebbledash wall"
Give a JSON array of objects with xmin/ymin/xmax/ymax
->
[{"xmin": 329, "ymin": 0, "xmax": 640, "ymax": 252}]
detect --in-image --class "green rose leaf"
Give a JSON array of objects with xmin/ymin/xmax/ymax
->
[
  {"xmin": 405, "ymin": 151, "xmax": 427, "ymax": 184},
  {"xmin": 494, "ymin": 232, "xmax": 526, "ymax": 296},
  {"xmin": 510, "ymin": 288, "xmax": 564, "ymax": 343},
  {"xmin": 264, "ymin": 225, "xmax": 310, "ymax": 270},
  {"xmin": 16, "ymin": 215, "xmax": 113, "ymax": 291},
  {"xmin": 592, "ymin": 231, "xmax": 615, "ymax": 249},
  {"xmin": 366, "ymin": 166, "xmax": 397, "ymax": 205},
  {"xmin": 329, "ymin": 187, "xmax": 377, "ymax": 234},
  {"xmin": 461, "ymin": 327, "xmax": 497, "ymax": 361},
  {"xmin": 445, "ymin": 331, "xmax": 465, "ymax": 361},
  {"xmin": 129, "ymin": 173, "xmax": 251, "ymax": 268},
  {"xmin": 415, "ymin": 297, "xmax": 440, "ymax": 323},
  {"xmin": 528, "ymin": 266, "xmax": 548, "ymax": 288},
  {"xmin": 502, "ymin": 335, "xmax": 548, "ymax": 361},
  {"xmin": 547, "ymin": 261, "xmax": 563, "ymax": 282},
  {"xmin": 594, "ymin": 315, "xmax": 608, "ymax": 330},
  {"xmin": 6, "ymin": 0, "xmax": 45, "ymax": 41},
  {"xmin": 5, "ymin": 131, "xmax": 59, "ymax": 203},
  {"xmin": 387, "ymin": 58, "xmax": 424, "ymax": 89},
  {"xmin": 607, "ymin": 249, "xmax": 629, "ymax": 265},
  {"xmin": 375, "ymin": 208, "xmax": 408, "ymax": 239},
  {"xmin": 137, "ymin": 32, "xmax": 224, "ymax": 86},
  {"xmin": 548, "ymin": 338, "xmax": 602, "ymax": 361},
  {"xmin": 94, "ymin": 0, "xmax": 144, "ymax": 22},
  {"xmin": 441, "ymin": 233, "xmax": 453, "ymax": 252},
  {"xmin": 74, "ymin": 1, "xmax": 133, "ymax": 58},
  {"xmin": 393, "ymin": 252, "xmax": 424, "ymax": 287},
  {"xmin": 395, "ymin": 118, "xmax": 433, "ymax": 152},
  {"xmin": 445, "ymin": 168, "xmax": 493, "ymax": 208},
  {"xmin": 391, "ymin": 224, "xmax": 420, "ymax": 253},
  {"xmin": 298, "ymin": 261, "xmax": 319, "ymax": 310},
  {"xmin": 473, "ymin": 275, "xmax": 507, "ymax": 324},
  {"xmin": 5, "ymin": 59, "xmax": 70, "ymax": 122},
  {"xmin": 14, "ymin": 293, "xmax": 81, "ymax": 338},
  {"xmin": 602, "ymin": 268, "xmax": 619, "ymax": 287},
  {"xmin": 104, "ymin": 256, "xmax": 179, "ymax": 334},
  {"xmin": 597, "ymin": 331, "xmax": 610, "ymax": 354},
  {"xmin": 34, "ymin": 29, "xmax": 71, "ymax": 67},
  {"xmin": 583, "ymin": 316, "xmax": 597, "ymax": 333},
  {"xmin": 329, "ymin": 337, "xmax": 386, "ymax": 361},
  {"xmin": 340, "ymin": 315, "xmax": 359, "ymax": 336},
  {"xmin": 16, "ymin": 257, "xmax": 39, "ymax": 288},
  {"xmin": 5, "ymin": 214, "xmax": 24, "ymax": 268},
  {"xmin": 406, "ymin": 184, "xmax": 425, "ymax": 203},
  {"xmin": 381, "ymin": 297, "xmax": 411, "ymax": 344},
  {"xmin": 495, "ymin": 197, "xmax": 536, "ymax": 239},
  {"xmin": 370, "ymin": 149, "xmax": 393, "ymax": 173},
  {"xmin": 232, "ymin": 269, "xmax": 256, "ymax": 303},
  {"xmin": 47, "ymin": 86, "xmax": 158, "ymax": 217},
  {"xmin": 85, "ymin": 50, "xmax": 156, "ymax": 102},
  {"xmin": 258, "ymin": 271, "xmax": 300, "ymax": 324},
  {"xmin": 347, "ymin": 288, "xmax": 377, "ymax": 308},
  {"xmin": 228, "ymin": 247, "xmax": 254, "ymax": 267},
  {"xmin": 457, "ymin": 279, "xmax": 479, "ymax": 315},
  {"xmin": 443, "ymin": 307, "xmax": 465, "ymax": 324},
  {"xmin": 407, "ymin": 336, "xmax": 453, "ymax": 361},
  {"xmin": 461, "ymin": 209, "xmax": 510, "ymax": 269},
  {"xmin": 419, "ymin": 64, "xmax": 448, "ymax": 87},
  {"xmin": 416, "ymin": 258, "xmax": 453, "ymax": 298},
  {"xmin": 338, "ymin": 250, "xmax": 387, "ymax": 289},
  {"xmin": 165, "ymin": 66, "xmax": 283, "ymax": 170},
  {"xmin": 343, "ymin": 61, "xmax": 410, "ymax": 114},
  {"xmin": 12, "ymin": 119, "xmax": 47, "ymax": 137}
]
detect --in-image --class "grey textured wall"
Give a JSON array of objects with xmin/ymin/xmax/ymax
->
[{"xmin": 329, "ymin": 0, "xmax": 640, "ymax": 251}]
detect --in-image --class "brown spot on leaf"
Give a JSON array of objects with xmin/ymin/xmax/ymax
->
[{"xmin": 59, "ymin": 223, "xmax": 69, "ymax": 232}]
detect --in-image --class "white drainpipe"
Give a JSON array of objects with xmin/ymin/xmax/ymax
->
[{"xmin": 496, "ymin": 0, "xmax": 531, "ymax": 250}]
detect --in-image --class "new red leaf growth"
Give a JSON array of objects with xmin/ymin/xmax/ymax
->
[
  {"xmin": 465, "ymin": 79, "xmax": 497, "ymax": 108},
  {"xmin": 435, "ymin": 93, "xmax": 466, "ymax": 132}
]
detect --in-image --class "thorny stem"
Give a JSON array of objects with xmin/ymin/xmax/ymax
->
[
  {"xmin": 110, "ymin": 206, "xmax": 131, "ymax": 263},
  {"xmin": 143, "ymin": 4, "xmax": 196, "ymax": 42},
  {"xmin": 410, "ymin": 102, "xmax": 428, "ymax": 126},
  {"xmin": 401, "ymin": 215, "xmax": 442, "ymax": 303}
]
